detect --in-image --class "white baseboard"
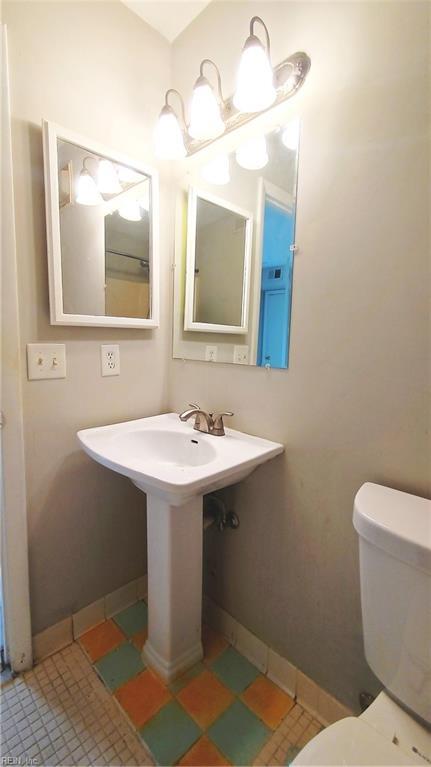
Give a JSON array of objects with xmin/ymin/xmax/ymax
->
[
  {"xmin": 204, "ymin": 595, "xmax": 352, "ymax": 726},
  {"xmin": 33, "ymin": 574, "xmax": 148, "ymax": 663}
]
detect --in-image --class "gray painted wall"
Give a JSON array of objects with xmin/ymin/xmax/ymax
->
[
  {"xmin": 3, "ymin": 0, "xmax": 173, "ymax": 635},
  {"xmin": 169, "ymin": 1, "xmax": 431, "ymax": 711}
]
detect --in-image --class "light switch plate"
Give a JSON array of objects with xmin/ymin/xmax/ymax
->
[
  {"xmin": 27, "ymin": 344, "xmax": 66, "ymax": 380},
  {"xmin": 205, "ymin": 345, "xmax": 218, "ymax": 362},
  {"xmin": 101, "ymin": 344, "xmax": 120, "ymax": 376}
]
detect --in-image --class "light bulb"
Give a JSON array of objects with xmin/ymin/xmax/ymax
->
[
  {"xmin": 118, "ymin": 165, "xmax": 143, "ymax": 184},
  {"xmin": 154, "ymin": 105, "xmax": 186, "ymax": 160},
  {"xmin": 281, "ymin": 119, "xmax": 300, "ymax": 151},
  {"xmin": 117, "ymin": 199, "xmax": 142, "ymax": 221},
  {"xmin": 97, "ymin": 159, "xmax": 122, "ymax": 194},
  {"xmin": 236, "ymin": 136, "xmax": 268, "ymax": 170},
  {"xmin": 202, "ymin": 154, "xmax": 230, "ymax": 185},
  {"xmin": 76, "ymin": 170, "xmax": 103, "ymax": 205},
  {"xmin": 189, "ymin": 76, "xmax": 225, "ymax": 140},
  {"xmin": 233, "ymin": 36, "xmax": 276, "ymax": 113}
]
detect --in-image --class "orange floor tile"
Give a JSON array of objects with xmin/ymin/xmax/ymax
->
[
  {"xmin": 115, "ymin": 669, "xmax": 171, "ymax": 728},
  {"xmin": 241, "ymin": 675, "xmax": 295, "ymax": 729},
  {"xmin": 132, "ymin": 628, "xmax": 148, "ymax": 650},
  {"xmin": 179, "ymin": 735, "xmax": 230, "ymax": 766},
  {"xmin": 202, "ymin": 624, "xmax": 229, "ymax": 662},
  {"xmin": 79, "ymin": 619, "xmax": 125, "ymax": 662},
  {"xmin": 178, "ymin": 669, "xmax": 234, "ymax": 729}
]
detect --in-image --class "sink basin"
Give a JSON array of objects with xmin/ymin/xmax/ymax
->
[
  {"xmin": 78, "ymin": 412, "xmax": 284, "ymax": 682},
  {"xmin": 78, "ymin": 412, "xmax": 283, "ymax": 504}
]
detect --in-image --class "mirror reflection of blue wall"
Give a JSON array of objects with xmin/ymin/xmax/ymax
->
[{"xmin": 257, "ymin": 199, "xmax": 295, "ymax": 369}]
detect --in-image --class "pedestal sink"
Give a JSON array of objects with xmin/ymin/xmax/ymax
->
[{"xmin": 78, "ymin": 413, "xmax": 283, "ymax": 682}]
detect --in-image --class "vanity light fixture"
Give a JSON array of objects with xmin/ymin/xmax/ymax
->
[
  {"xmin": 233, "ymin": 17, "xmax": 276, "ymax": 113},
  {"xmin": 201, "ymin": 154, "xmax": 230, "ymax": 185},
  {"xmin": 154, "ymin": 18, "xmax": 310, "ymax": 159},
  {"xmin": 189, "ymin": 60, "xmax": 225, "ymax": 140},
  {"xmin": 97, "ymin": 159, "xmax": 122, "ymax": 194},
  {"xmin": 154, "ymin": 89, "xmax": 187, "ymax": 160},
  {"xmin": 236, "ymin": 136, "xmax": 268, "ymax": 170},
  {"xmin": 76, "ymin": 159, "xmax": 103, "ymax": 205}
]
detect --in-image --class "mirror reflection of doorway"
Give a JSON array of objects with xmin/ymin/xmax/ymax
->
[{"xmin": 257, "ymin": 198, "xmax": 295, "ymax": 368}]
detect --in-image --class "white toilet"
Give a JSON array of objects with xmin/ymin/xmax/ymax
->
[{"xmin": 293, "ymin": 482, "xmax": 431, "ymax": 766}]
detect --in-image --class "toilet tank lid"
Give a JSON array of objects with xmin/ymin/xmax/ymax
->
[{"xmin": 353, "ymin": 483, "xmax": 431, "ymax": 572}]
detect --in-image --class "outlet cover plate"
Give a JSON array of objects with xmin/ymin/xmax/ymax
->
[
  {"xmin": 101, "ymin": 344, "xmax": 120, "ymax": 376},
  {"xmin": 27, "ymin": 343, "xmax": 66, "ymax": 380},
  {"xmin": 233, "ymin": 345, "xmax": 249, "ymax": 365}
]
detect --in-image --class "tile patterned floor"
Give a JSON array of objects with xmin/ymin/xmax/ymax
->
[
  {"xmin": 0, "ymin": 599, "xmax": 323, "ymax": 766},
  {"xmin": 0, "ymin": 642, "xmax": 153, "ymax": 766},
  {"xmin": 78, "ymin": 600, "xmax": 323, "ymax": 766}
]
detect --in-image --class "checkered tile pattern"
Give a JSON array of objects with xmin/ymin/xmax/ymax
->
[
  {"xmin": 0, "ymin": 643, "xmax": 153, "ymax": 766},
  {"xmin": 0, "ymin": 601, "xmax": 323, "ymax": 766},
  {"xmin": 78, "ymin": 601, "xmax": 323, "ymax": 765}
]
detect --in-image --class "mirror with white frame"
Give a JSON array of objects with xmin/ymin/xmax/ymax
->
[
  {"xmin": 185, "ymin": 190, "xmax": 252, "ymax": 333},
  {"xmin": 43, "ymin": 121, "xmax": 159, "ymax": 328},
  {"xmin": 173, "ymin": 118, "xmax": 299, "ymax": 368}
]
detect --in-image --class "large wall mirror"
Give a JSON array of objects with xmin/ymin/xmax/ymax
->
[
  {"xmin": 173, "ymin": 116, "xmax": 300, "ymax": 368},
  {"xmin": 43, "ymin": 121, "xmax": 159, "ymax": 328}
]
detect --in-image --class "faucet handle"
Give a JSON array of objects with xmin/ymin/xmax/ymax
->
[
  {"xmin": 188, "ymin": 402, "xmax": 200, "ymax": 410},
  {"xmin": 211, "ymin": 411, "xmax": 234, "ymax": 436}
]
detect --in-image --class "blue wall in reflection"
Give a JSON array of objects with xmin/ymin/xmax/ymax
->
[{"xmin": 257, "ymin": 200, "xmax": 295, "ymax": 369}]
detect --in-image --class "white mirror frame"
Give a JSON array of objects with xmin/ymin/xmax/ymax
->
[
  {"xmin": 184, "ymin": 187, "xmax": 253, "ymax": 335},
  {"xmin": 42, "ymin": 120, "xmax": 160, "ymax": 328}
]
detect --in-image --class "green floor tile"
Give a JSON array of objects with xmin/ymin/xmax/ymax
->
[
  {"xmin": 139, "ymin": 700, "xmax": 201, "ymax": 765},
  {"xmin": 211, "ymin": 646, "xmax": 260, "ymax": 694},
  {"xmin": 168, "ymin": 662, "xmax": 205, "ymax": 694},
  {"xmin": 113, "ymin": 601, "xmax": 148, "ymax": 637},
  {"xmin": 95, "ymin": 642, "xmax": 145, "ymax": 690},
  {"xmin": 286, "ymin": 745, "xmax": 301, "ymax": 764},
  {"xmin": 208, "ymin": 699, "xmax": 270, "ymax": 766}
]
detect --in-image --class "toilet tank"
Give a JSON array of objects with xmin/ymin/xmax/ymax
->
[{"xmin": 353, "ymin": 483, "xmax": 431, "ymax": 726}]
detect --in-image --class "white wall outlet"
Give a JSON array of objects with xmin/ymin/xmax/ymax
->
[
  {"xmin": 27, "ymin": 344, "xmax": 66, "ymax": 380},
  {"xmin": 205, "ymin": 345, "xmax": 218, "ymax": 362},
  {"xmin": 233, "ymin": 345, "xmax": 249, "ymax": 365},
  {"xmin": 101, "ymin": 344, "xmax": 120, "ymax": 376}
]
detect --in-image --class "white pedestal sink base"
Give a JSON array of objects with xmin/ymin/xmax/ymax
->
[{"xmin": 143, "ymin": 494, "xmax": 204, "ymax": 682}]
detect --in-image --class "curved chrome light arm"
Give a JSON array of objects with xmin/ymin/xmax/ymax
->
[
  {"xmin": 199, "ymin": 58, "xmax": 225, "ymax": 103},
  {"xmin": 164, "ymin": 88, "xmax": 188, "ymax": 128},
  {"xmin": 249, "ymin": 15, "xmax": 271, "ymax": 57}
]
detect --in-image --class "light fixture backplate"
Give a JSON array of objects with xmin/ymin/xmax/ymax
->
[{"xmin": 186, "ymin": 51, "xmax": 311, "ymax": 157}]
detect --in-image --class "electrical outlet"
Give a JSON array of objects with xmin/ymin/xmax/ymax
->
[
  {"xmin": 233, "ymin": 345, "xmax": 249, "ymax": 365},
  {"xmin": 27, "ymin": 344, "xmax": 66, "ymax": 380},
  {"xmin": 101, "ymin": 344, "xmax": 120, "ymax": 376},
  {"xmin": 205, "ymin": 345, "xmax": 218, "ymax": 362}
]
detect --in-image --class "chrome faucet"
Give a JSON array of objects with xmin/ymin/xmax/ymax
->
[{"xmin": 179, "ymin": 403, "xmax": 233, "ymax": 436}]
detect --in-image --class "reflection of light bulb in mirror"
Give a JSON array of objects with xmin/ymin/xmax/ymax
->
[
  {"xmin": 202, "ymin": 154, "xmax": 230, "ymax": 185},
  {"xmin": 155, "ymin": 105, "xmax": 186, "ymax": 160},
  {"xmin": 118, "ymin": 165, "xmax": 143, "ymax": 184},
  {"xmin": 233, "ymin": 37, "xmax": 276, "ymax": 113},
  {"xmin": 281, "ymin": 119, "xmax": 300, "ymax": 151},
  {"xmin": 97, "ymin": 159, "xmax": 121, "ymax": 194},
  {"xmin": 76, "ymin": 170, "xmax": 103, "ymax": 205},
  {"xmin": 117, "ymin": 199, "xmax": 142, "ymax": 221},
  {"xmin": 236, "ymin": 136, "xmax": 268, "ymax": 170},
  {"xmin": 189, "ymin": 78, "xmax": 225, "ymax": 140}
]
